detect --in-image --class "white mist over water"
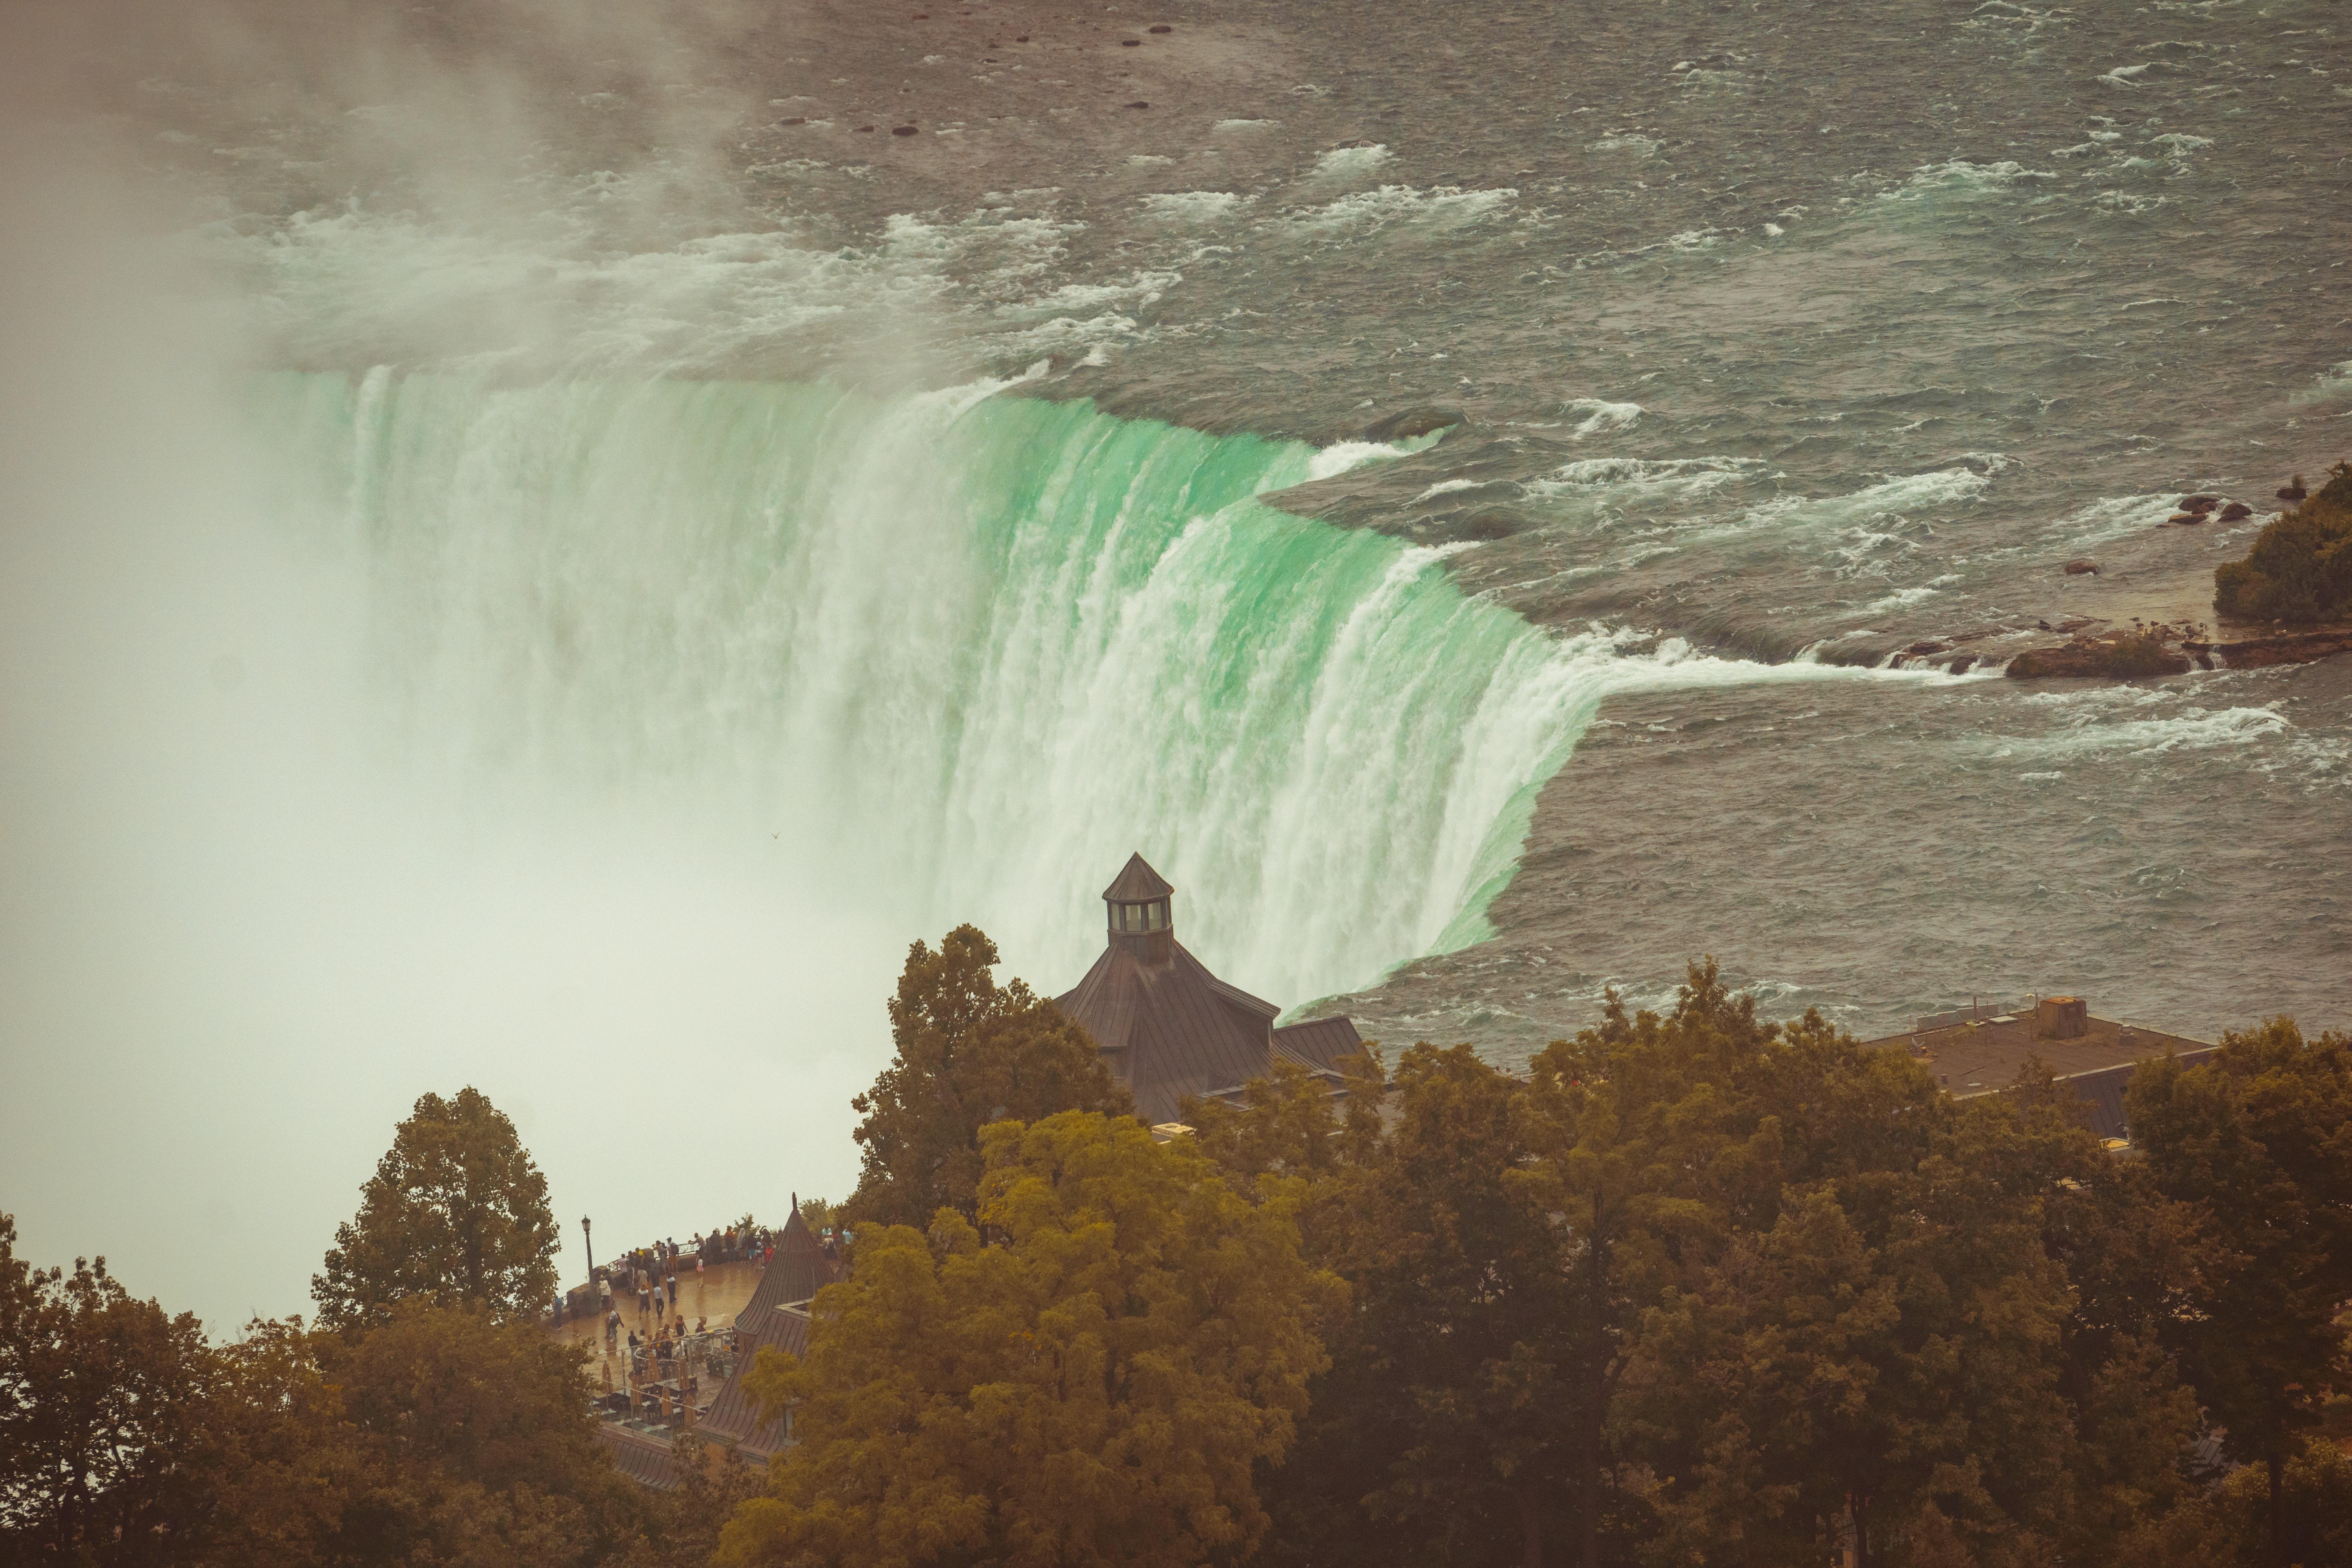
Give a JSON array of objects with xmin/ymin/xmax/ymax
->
[
  {"xmin": 0, "ymin": 0, "xmax": 2024, "ymax": 1331},
  {"xmin": 271, "ymin": 367, "xmax": 1989, "ymax": 1007},
  {"xmin": 7, "ymin": 321, "xmax": 1980, "ymax": 1327},
  {"xmin": 261, "ymin": 367, "xmax": 1674, "ymax": 1006}
]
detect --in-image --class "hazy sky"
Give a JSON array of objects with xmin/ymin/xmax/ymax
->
[{"xmin": 0, "ymin": 0, "xmax": 954, "ymax": 1333}]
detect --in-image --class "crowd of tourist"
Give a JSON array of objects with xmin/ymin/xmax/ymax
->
[{"xmin": 550, "ymin": 1222, "xmax": 783, "ymax": 1328}]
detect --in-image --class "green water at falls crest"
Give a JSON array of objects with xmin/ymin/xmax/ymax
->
[{"xmin": 259, "ymin": 372, "xmax": 1687, "ymax": 1005}]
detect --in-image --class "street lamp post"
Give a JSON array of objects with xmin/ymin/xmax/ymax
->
[{"xmin": 582, "ymin": 1216, "xmax": 595, "ymax": 1286}]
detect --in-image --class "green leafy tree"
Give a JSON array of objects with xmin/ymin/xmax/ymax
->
[
  {"xmin": 0, "ymin": 1214, "xmax": 216, "ymax": 1564},
  {"xmin": 842, "ymin": 925, "xmax": 1133, "ymax": 1232},
  {"xmin": 1181, "ymin": 1048, "xmax": 1389, "ymax": 1192},
  {"xmin": 2214, "ymin": 459, "xmax": 2352, "ymax": 622},
  {"xmin": 720, "ymin": 1110, "xmax": 1334, "ymax": 1568},
  {"xmin": 2127, "ymin": 1018, "xmax": 2352, "ymax": 1565},
  {"xmin": 312, "ymin": 1086, "xmax": 561, "ymax": 1330}
]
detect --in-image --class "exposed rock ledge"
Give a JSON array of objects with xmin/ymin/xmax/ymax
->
[
  {"xmin": 2183, "ymin": 625, "xmax": 2352, "ymax": 670},
  {"xmin": 2005, "ymin": 635, "xmax": 2193, "ymax": 681},
  {"xmin": 2005, "ymin": 625, "xmax": 2352, "ymax": 680}
]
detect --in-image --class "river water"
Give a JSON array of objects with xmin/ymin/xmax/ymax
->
[{"xmin": 3, "ymin": 0, "xmax": 2346, "ymax": 1320}]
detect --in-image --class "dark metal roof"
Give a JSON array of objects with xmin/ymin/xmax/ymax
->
[
  {"xmin": 677, "ymin": 1201, "xmax": 837, "ymax": 1461},
  {"xmin": 2031, "ymin": 1047, "xmax": 2219, "ymax": 1143},
  {"xmin": 597, "ymin": 1425, "xmax": 684, "ymax": 1490},
  {"xmin": 697, "ymin": 1305, "xmax": 809, "ymax": 1457},
  {"xmin": 1271, "ymin": 1015, "xmax": 1364, "ymax": 1073},
  {"xmin": 1056, "ymin": 938, "xmax": 1280, "ymax": 1124},
  {"xmin": 1102, "ymin": 853, "xmax": 1174, "ymax": 903},
  {"xmin": 1859, "ymin": 1012, "xmax": 2209, "ymax": 1096}
]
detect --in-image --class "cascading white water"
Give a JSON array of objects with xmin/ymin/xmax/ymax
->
[{"xmin": 256, "ymin": 369, "xmax": 1960, "ymax": 1008}]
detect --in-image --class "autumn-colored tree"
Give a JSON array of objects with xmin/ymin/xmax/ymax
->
[
  {"xmin": 0, "ymin": 1213, "xmax": 216, "ymax": 1564},
  {"xmin": 179, "ymin": 1316, "xmax": 367, "ymax": 1568},
  {"xmin": 720, "ymin": 1110, "xmax": 1335, "ymax": 1568},
  {"xmin": 627, "ymin": 1436, "xmax": 770, "ymax": 1568},
  {"xmin": 312, "ymin": 1086, "xmax": 561, "ymax": 1330},
  {"xmin": 842, "ymin": 925, "xmax": 1133, "ymax": 1231},
  {"xmin": 1352, "ymin": 1045, "xmax": 1579, "ymax": 1566},
  {"xmin": 2128, "ymin": 1018, "xmax": 2352, "ymax": 1566},
  {"xmin": 314, "ymin": 1299, "xmax": 643, "ymax": 1566},
  {"xmin": 1181, "ymin": 1053, "xmax": 1378, "ymax": 1191}
]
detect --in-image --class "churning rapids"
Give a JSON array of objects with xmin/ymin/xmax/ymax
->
[{"xmin": 2, "ymin": 0, "xmax": 2347, "ymax": 1323}]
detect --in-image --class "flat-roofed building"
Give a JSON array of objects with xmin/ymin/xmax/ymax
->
[{"xmin": 1860, "ymin": 996, "xmax": 2212, "ymax": 1144}]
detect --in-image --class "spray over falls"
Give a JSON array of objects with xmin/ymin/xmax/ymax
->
[
  {"xmin": 265, "ymin": 370, "xmax": 1956, "ymax": 1005},
  {"xmin": 267, "ymin": 372, "xmax": 1600, "ymax": 1002}
]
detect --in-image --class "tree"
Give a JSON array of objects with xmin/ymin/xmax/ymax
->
[
  {"xmin": 842, "ymin": 926, "xmax": 1133, "ymax": 1232},
  {"xmin": 0, "ymin": 1214, "xmax": 216, "ymax": 1565},
  {"xmin": 2213, "ymin": 459, "xmax": 2352, "ymax": 622},
  {"xmin": 1607, "ymin": 1008, "xmax": 2089, "ymax": 1568},
  {"xmin": 310, "ymin": 1300, "xmax": 642, "ymax": 1567},
  {"xmin": 1182, "ymin": 1054, "xmax": 1378, "ymax": 1191},
  {"xmin": 180, "ymin": 1315, "xmax": 365, "ymax": 1568},
  {"xmin": 1999, "ymin": 1061, "xmax": 2208, "ymax": 1568},
  {"xmin": 312, "ymin": 1086, "xmax": 561, "ymax": 1330},
  {"xmin": 1345, "ymin": 1044, "xmax": 1579, "ymax": 1568},
  {"xmin": 2127, "ymin": 1018, "xmax": 2352, "ymax": 1566},
  {"xmin": 2141, "ymin": 1442, "xmax": 2352, "ymax": 1568},
  {"xmin": 1520, "ymin": 966, "xmax": 1794, "ymax": 1568},
  {"xmin": 719, "ymin": 1110, "xmax": 1335, "ymax": 1568}
]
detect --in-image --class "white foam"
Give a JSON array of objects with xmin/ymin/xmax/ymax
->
[
  {"xmin": 1139, "ymin": 190, "xmax": 1251, "ymax": 223},
  {"xmin": 1310, "ymin": 144, "xmax": 1393, "ymax": 180},
  {"xmin": 1414, "ymin": 478, "xmax": 1496, "ymax": 503},
  {"xmin": 1731, "ymin": 466, "xmax": 1997, "ymax": 534},
  {"xmin": 1990, "ymin": 706, "xmax": 2289, "ymax": 760},
  {"xmin": 2290, "ymin": 358, "xmax": 2352, "ymax": 406},
  {"xmin": 2046, "ymin": 492, "xmax": 2187, "ymax": 548},
  {"xmin": 2149, "ymin": 132, "xmax": 2212, "ymax": 154},
  {"xmin": 1589, "ymin": 132, "xmax": 1661, "ymax": 155},
  {"xmin": 1563, "ymin": 398, "xmax": 1644, "ymax": 437},
  {"xmin": 1860, "ymin": 578, "xmax": 1960, "ymax": 613},
  {"xmin": 1018, "ymin": 270, "xmax": 1181, "ymax": 311},
  {"xmin": 1528, "ymin": 456, "xmax": 1762, "ymax": 497},
  {"xmin": 997, "ymin": 311, "xmax": 1141, "ymax": 355},
  {"xmin": 2100, "ymin": 63, "xmax": 2152, "ymax": 87},
  {"xmin": 1308, "ymin": 436, "xmax": 1438, "ymax": 481},
  {"xmin": 214, "ymin": 190, "xmax": 1154, "ymax": 377},
  {"xmin": 1884, "ymin": 160, "xmax": 2058, "ymax": 198},
  {"xmin": 1212, "ymin": 118, "xmax": 1279, "ymax": 131},
  {"xmin": 1287, "ymin": 184, "xmax": 1518, "ymax": 232}
]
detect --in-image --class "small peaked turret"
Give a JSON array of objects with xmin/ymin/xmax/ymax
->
[
  {"xmin": 1103, "ymin": 852, "xmax": 1176, "ymax": 964},
  {"xmin": 775, "ymin": 1196, "xmax": 822, "ymax": 1257}
]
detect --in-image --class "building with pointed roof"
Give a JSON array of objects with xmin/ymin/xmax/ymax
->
[{"xmin": 1055, "ymin": 853, "xmax": 1365, "ymax": 1125}]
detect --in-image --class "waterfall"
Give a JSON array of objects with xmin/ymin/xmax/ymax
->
[{"xmin": 251, "ymin": 371, "xmax": 1869, "ymax": 1007}]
